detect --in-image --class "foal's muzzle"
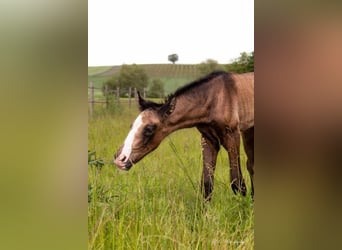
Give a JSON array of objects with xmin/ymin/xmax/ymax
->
[
  {"xmin": 114, "ymin": 156, "xmax": 133, "ymax": 171},
  {"xmin": 114, "ymin": 147, "xmax": 133, "ymax": 171}
]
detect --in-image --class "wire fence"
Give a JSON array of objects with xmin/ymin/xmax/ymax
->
[{"xmin": 88, "ymin": 82, "xmax": 147, "ymax": 118}]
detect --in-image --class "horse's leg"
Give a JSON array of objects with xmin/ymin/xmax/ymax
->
[
  {"xmin": 198, "ymin": 130, "xmax": 220, "ymax": 201},
  {"xmin": 223, "ymin": 126, "xmax": 247, "ymax": 196},
  {"xmin": 242, "ymin": 126, "xmax": 254, "ymax": 198}
]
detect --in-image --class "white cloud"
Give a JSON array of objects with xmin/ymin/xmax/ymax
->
[{"xmin": 88, "ymin": 0, "xmax": 254, "ymax": 66}]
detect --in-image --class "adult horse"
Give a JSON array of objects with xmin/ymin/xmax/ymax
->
[{"xmin": 114, "ymin": 71, "xmax": 254, "ymax": 201}]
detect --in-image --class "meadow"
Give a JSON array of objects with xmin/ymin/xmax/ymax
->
[{"xmin": 88, "ymin": 104, "xmax": 254, "ymax": 249}]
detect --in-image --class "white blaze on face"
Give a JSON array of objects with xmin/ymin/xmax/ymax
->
[{"xmin": 119, "ymin": 114, "xmax": 143, "ymax": 162}]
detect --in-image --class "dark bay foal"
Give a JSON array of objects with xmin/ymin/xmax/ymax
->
[{"xmin": 114, "ymin": 71, "xmax": 254, "ymax": 201}]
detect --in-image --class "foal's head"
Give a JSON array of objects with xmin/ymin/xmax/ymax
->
[{"xmin": 114, "ymin": 92, "xmax": 176, "ymax": 170}]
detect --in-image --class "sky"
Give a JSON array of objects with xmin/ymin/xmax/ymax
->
[{"xmin": 88, "ymin": 0, "xmax": 254, "ymax": 66}]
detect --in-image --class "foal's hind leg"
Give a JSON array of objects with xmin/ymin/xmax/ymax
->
[
  {"xmin": 242, "ymin": 127, "xmax": 254, "ymax": 198},
  {"xmin": 198, "ymin": 131, "xmax": 220, "ymax": 201},
  {"xmin": 223, "ymin": 126, "xmax": 247, "ymax": 196}
]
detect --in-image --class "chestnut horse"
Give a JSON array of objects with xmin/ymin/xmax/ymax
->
[{"xmin": 114, "ymin": 71, "xmax": 254, "ymax": 201}]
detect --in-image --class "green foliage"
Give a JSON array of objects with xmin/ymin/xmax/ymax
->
[
  {"xmin": 102, "ymin": 75, "xmax": 119, "ymax": 94},
  {"xmin": 226, "ymin": 51, "xmax": 254, "ymax": 73},
  {"xmin": 247, "ymin": 51, "xmax": 254, "ymax": 72},
  {"xmin": 168, "ymin": 53, "xmax": 179, "ymax": 64},
  {"xmin": 119, "ymin": 64, "xmax": 149, "ymax": 92},
  {"xmin": 103, "ymin": 64, "xmax": 149, "ymax": 97},
  {"xmin": 148, "ymin": 78, "xmax": 165, "ymax": 98},
  {"xmin": 88, "ymin": 150, "xmax": 105, "ymax": 171},
  {"xmin": 197, "ymin": 59, "xmax": 225, "ymax": 77}
]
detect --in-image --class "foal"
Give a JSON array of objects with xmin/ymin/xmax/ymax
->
[{"xmin": 114, "ymin": 71, "xmax": 254, "ymax": 200}]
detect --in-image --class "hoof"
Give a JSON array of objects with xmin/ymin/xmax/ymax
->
[{"xmin": 231, "ymin": 181, "xmax": 247, "ymax": 196}]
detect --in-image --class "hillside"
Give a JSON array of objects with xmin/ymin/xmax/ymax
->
[
  {"xmin": 89, "ymin": 64, "xmax": 201, "ymax": 78},
  {"xmin": 88, "ymin": 66, "xmax": 113, "ymax": 76},
  {"xmin": 88, "ymin": 64, "xmax": 204, "ymax": 95}
]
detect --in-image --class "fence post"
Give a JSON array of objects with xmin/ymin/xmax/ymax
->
[
  {"xmin": 143, "ymin": 88, "xmax": 146, "ymax": 98},
  {"xmin": 90, "ymin": 81, "xmax": 94, "ymax": 118},
  {"xmin": 105, "ymin": 84, "xmax": 108, "ymax": 109},
  {"xmin": 134, "ymin": 88, "xmax": 137, "ymax": 101},
  {"xmin": 116, "ymin": 87, "xmax": 120, "ymax": 105},
  {"xmin": 128, "ymin": 87, "xmax": 132, "ymax": 109}
]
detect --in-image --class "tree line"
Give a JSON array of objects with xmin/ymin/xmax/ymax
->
[
  {"xmin": 103, "ymin": 51, "xmax": 254, "ymax": 99},
  {"xmin": 197, "ymin": 51, "xmax": 254, "ymax": 76}
]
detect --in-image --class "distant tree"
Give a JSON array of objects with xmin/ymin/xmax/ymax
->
[
  {"xmin": 168, "ymin": 54, "xmax": 179, "ymax": 64},
  {"xmin": 246, "ymin": 51, "xmax": 254, "ymax": 72},
  {"xmin": 226, "ymin": 51, "xmax": 254, "ymax": 73},
  {"xmin": 102, "ymin": 75, "xmax": 119, "ymax": 95},
  {"xmin": 197, "ymin": 59, "xmax": 224, "ymax": 77},
  {"xmin": 148, "ymin": 79, "xmax": 165, "ymax": 98},
  {"xmin": 238, "ymin": 52, "xmax": 249, "ymax": 64},
  {"xmin": 103, "ymin": 64, "xmax": 149, "ymax": 97},
  {"xmin": 119, "ymin": 64, "xmax": 148, "ymax": 95}
]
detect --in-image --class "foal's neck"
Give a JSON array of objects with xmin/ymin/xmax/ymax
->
[{"xmin": 164, "ymin": 95, "xmax": 211, "ymax": 133}]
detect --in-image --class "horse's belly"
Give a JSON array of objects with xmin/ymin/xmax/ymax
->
[
  {"xmin": 239, "ymin": 118, "xmax": 254, "ymax": 131},
  {"xmin": 238, "ymin": 102, "xmax": 254, "ymax": 131}
]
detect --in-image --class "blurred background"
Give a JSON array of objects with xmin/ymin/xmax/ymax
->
[{"xmin": 0, "ymin": 0, "xmax": 341, "ymax": 249}]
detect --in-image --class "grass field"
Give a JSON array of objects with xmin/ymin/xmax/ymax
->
[{"xmin": 88, "ymin": 105, "xmax": 254, "ymax": 249}]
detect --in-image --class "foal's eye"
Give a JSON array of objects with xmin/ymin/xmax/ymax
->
[{"xmin": 143, "ymin": 124, "xmax": 156, "ymax": 137}]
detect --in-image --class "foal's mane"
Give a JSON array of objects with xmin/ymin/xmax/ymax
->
[
  {"xmin": 164, "ymin": 70, "xmax": 228, "ymax": 103},
  {"xmin": 140, "ymin": 70, "xmax": 230, "ymax": 114}
]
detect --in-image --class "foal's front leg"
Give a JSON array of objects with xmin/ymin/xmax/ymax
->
[
  {"xmin": 224, "ymin": 126, "xmax": 247, "ymax": 196},
  {"xmin": 200, "ymin": 134, "xmax": 220, "ymax": 201}
]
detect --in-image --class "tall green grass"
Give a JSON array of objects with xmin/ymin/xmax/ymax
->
[{"xmin": 88, "ymin": 106, "xmax": 254, "ymax": 249}]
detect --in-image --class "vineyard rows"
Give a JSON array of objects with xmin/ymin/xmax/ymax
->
[{"xmin": 91, "ymin": 64, "xmax": 201, "ymax": 78}]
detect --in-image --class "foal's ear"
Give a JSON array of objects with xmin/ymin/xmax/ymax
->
[
  {"xmin": 137, "ymin": 91, "xmax": 163, "ymax": 111},
  {"xmin": 137, "ymin": 91, "xmax": 150, "ymax": 111},
  {"xmin": 158, "ymin": 96, "xmax": 176, "ymax": 119}
]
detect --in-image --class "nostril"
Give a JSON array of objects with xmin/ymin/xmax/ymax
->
[{"xmin": 119, "ymin": 155, "xmax": 127, "ymax": 162}]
